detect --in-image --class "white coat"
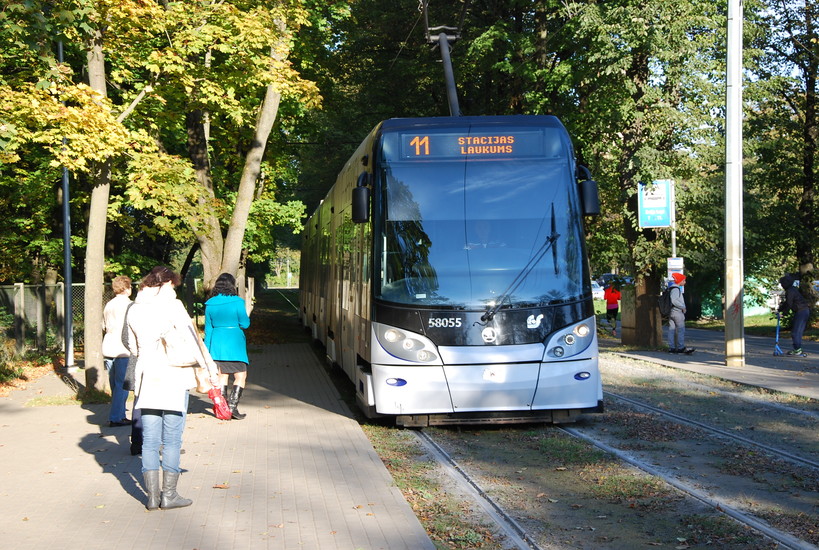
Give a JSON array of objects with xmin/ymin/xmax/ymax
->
[
  {"xmin": 127, "ymin": 284, "xmax": 215, "ymax": 412},
  {"xmin": 102, "ymin": 294, "xmax": 132, "ymax": 358}
]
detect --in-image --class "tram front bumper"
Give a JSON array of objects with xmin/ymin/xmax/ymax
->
[{"xmin": 370, "ymin": 359, "xmax": 601, "ymax": 416}]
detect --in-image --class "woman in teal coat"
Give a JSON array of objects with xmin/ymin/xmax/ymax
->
[{"xmin": 204, "ymin": 273, "xmax": 251, "ymax": 419}]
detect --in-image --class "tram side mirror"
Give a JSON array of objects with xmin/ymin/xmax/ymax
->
[
  {"xmin": 577, "ymin": 165, "xmax": 600, "ymax": 216},
  {"xmin": 580, "ymin": 179, "xmax": 600, "ymax": 216},
  {"xmin": 352, "ymin": 172, "xmax": 370, "ymax": 223}
]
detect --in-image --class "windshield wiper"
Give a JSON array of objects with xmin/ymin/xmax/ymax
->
[{"xmin": 480, "ymin": 204, "xmax": 560, "ymax": 323}]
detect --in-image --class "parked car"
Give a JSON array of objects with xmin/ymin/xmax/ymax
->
[
  {"xmin": 595, "ymin": 273, "xmax": 633, "ymax": 287},
  {"xmin": 591, "ymin": 280, "xmax": 605, "ymax": 300}
]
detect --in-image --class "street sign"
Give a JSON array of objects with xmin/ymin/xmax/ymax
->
[
  {"xmin": 667, "ymin": 257, "xmax": 684, "ymax": 283},
  {"xmin": 638, "ymin": 179, "xmax": 674, "ymax": 228}
]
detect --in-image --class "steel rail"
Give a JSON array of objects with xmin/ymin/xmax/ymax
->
[
  {"xmin": 414, "ymin": 430, "xmax": 544, "ymax": 550},
  {"xmin": 560, "ymin": 425, "xmax": 817, "ymax": 550},
  {"xmin": 604, "ymin": 390, "xmax": 819, "ymax": 471}
]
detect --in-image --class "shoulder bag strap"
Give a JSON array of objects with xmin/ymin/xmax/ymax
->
[{"xmin": 121, "ymin": 302, "xmax": 135, "ymax": 352}]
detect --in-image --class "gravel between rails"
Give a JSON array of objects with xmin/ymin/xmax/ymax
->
[{"xmin": 416, "ymin": 352, "xmax": 819, "ymax": 549}]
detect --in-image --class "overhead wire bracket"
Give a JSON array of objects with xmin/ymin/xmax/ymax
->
[{"xmin": 420, "ymin": 1, "xmax": 472, "ymax": 116}]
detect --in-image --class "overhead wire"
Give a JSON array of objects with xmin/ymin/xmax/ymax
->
[
  {"xmin": 388, "ymin": 1, "xmax": 473, "ymax": 75},
  {"xmin": 388, "ymin": 5, "xmax": 425, "ymax": 72}
]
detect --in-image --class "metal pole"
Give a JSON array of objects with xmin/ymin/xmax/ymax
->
[
  {"xmin": 671, "ymin": 180, "xmax": 677, "ymax": 258},
  {"xmin": 437, "ymin": 32, "xmax": 461, "ymax": 117},
  {"xmin": 58, "ymin": 40, "xmax": 74, "ymax": 369},
  {"xmin": 724, "ymin": 0, "xmax": 745, "ymax": 367}
]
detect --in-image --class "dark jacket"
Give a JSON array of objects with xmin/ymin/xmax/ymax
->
[{"xmin": 779, "ymin": 274, "xmax": 811, "ymax": 313}]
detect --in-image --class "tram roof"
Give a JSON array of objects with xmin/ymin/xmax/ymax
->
[{"xmin": 378, "ymin": 114, "xmax": 566, "ymax": 132}]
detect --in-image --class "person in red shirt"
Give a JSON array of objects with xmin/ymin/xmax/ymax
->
[{"xmin": 604, "ymin": 283, "xmax": 621, "ymax": 337}]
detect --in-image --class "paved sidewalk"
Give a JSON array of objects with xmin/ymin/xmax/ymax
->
[
  {"xmin": 0, "ymin": 343, "xmax": 434, "ymax": 550},
  {"xmin": 602, "ymin": 328, "xmax": 819, "ymax": 400},
  {"xmin": 2, "ymin": 327, "xmax": 814, "ymax": 550}
]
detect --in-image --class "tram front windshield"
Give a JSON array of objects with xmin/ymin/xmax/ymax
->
[{"xmin": 376, "ymin": 126, "xmax": 589, "ymax": 310}]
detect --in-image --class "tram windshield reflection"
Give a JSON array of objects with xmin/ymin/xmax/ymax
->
[{"xmin": 377, "ymin": 141, "xmax": 589, "ymax": 309}]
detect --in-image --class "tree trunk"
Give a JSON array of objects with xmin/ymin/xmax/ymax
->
[
  {"xmin": 83, "ymin": 31, "xmax": 111, "ymax": 392},
  {"xmin": 616, "ymin": 49, "xmax": 664, "ymax": 348},
  {"xmin": 796, "ymin": 5, "xmax": 817, "ymax": 272},
  {"xmin": 220, "ymin": 84, "xmax": 282, "ymax": 278},
  {"xmin": 186, "ymin": 109, "xmax": 224, "ymax": 289},
  {"xmin": 620, "ymin": 274, "xmax": 664, "ymax": 348}
]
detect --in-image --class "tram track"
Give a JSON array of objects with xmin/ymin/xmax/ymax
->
[
  {"xmin": 564, "ymin": 383, "xmax": 819, "ymax": 549},
  {"xmin": 414, "ymin": 429, "xmax": 543, "ymax": 550},
  {"xmin": 559, "ymin": 425, "xmax": 816, "ymax": 550},
  {"xmin": 419, "ymin": 417, "xmax": 818, "ymax": 550},
  {"xmin": 603, "ymin": 390, "xmax": 819, "ymax": 471},
  {"xmin": 412, "ymin": 375, "xmax": 819, "ymax": 550}
]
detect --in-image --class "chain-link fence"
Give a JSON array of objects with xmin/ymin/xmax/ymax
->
[
  {"xmin": 0, "ymin": 283, "xmax": 91, "ymax": 357},
  {"xmin": 0, "ymin": 276, "xmax": 251, "ymax": 360}
]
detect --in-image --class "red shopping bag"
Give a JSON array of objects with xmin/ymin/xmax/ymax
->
[{"xmin": 208, "ymin": 387, "xmax": 232, "ymax": 420}]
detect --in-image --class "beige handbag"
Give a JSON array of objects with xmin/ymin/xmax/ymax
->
[{"xmin": 161, "ymin": 323, "xmax": 200, "ymax": 368}]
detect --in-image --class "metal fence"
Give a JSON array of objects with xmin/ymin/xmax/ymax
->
[
  {"xmin": 0, "ymin": 277, "xmax": 254, "ymax": 361},
  {"xmin": 0, "ymin": 283, "xmax": 84, "ymax": 357}
]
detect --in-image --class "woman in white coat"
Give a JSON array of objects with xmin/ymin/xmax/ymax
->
[{"xmin": 127, "ymin": 266, "xmax": 219, "ymax": 510}]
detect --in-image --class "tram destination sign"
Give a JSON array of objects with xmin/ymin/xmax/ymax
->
[{"xmin": 399, "ymin": 129, "xmax": 558, "ymax": 160}]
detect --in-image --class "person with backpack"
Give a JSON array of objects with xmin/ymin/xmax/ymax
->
[
  {"xmin": 667, "ymin": 273, "xmax": 695, "ymax": 354},
  {"xmin": 778, "ymin": 273, "xmax": 811, "ymax": 357}
]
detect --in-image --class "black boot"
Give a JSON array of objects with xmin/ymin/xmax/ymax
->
[
  {"xmin": 160, "ymin": 471, "xmax": 192, "ymax": 510},
  {"xmin": 229, "ymin": 386, "xmax": 247, "ymax": 420},
  {"xmin": 143, "ymin": 470, "xmax": 160, "ymax": 510}
]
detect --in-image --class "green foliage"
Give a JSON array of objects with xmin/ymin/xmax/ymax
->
[
  {"xmin": 1, "ymin": 0, "xmax": 332, "ymax": 283},
  {"xmin": 244, "ymin": 196, "xmax": 306, "ymax": 263},
  {"xmin": 1, "ymin": 0, "xmax": 816, "ymax": 311}
]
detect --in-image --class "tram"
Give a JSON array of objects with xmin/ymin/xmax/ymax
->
[{"xmin": 299, "ymin": 115, "xmax": 603, "ymax": 427}]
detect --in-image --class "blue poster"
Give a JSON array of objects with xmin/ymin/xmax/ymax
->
[{"xmin": 638, "ymin": 180, "xmax": 673, "ymax": 228}]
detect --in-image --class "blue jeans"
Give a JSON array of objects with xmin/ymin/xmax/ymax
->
[
  {"xmin": 105, "ymin": 357, "xmax": 130, "ymax": 423},
  {"xmin": 140, "ymin": 392, "xmax": 189, "ymax": 473},
  {"xmin": 791, "ymin": 308, "xmax": 810, "ymax": 350}
]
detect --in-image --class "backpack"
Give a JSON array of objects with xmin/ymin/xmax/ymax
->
[{"xmin": 659, "ymin": 287, "xmax": 674, "ymax": 317}]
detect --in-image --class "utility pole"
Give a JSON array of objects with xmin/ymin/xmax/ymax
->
[{"xmin": 724, "ymin": 0, "xmax": 745, "ymax": 367}]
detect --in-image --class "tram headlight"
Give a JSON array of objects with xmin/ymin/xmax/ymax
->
[
  {"xmin": 384, "ymin": 328, "xmax": 403, "ymax": 343},
  {"xmin": 545, "ymin": 319, "xmax": 595, "ymax": 359},
  {"xmin": 373, "ymin": 323, "xmax": 441, "ymax": 364},
  {"xmin": 417, "ymin": 350, "xmax": 436, "ymax": 362}
]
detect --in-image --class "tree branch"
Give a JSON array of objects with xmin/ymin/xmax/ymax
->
[{"xmin": 117, "ymin": 82, "xmax": 157, "ymax": 123}]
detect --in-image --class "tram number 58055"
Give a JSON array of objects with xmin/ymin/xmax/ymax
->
[{"xmin": 428, "ymin": 317, "xmax": 462, "ymax": 328}]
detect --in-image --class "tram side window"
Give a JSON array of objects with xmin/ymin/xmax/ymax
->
[{"xmin": 379, "ymin": 219, "xmax": 438, "ymax": 303}]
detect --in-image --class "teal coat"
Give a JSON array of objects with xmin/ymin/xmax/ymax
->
[{"xmin": 204, "ymin": 295, "xmax": 250, "ymax": 363}]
